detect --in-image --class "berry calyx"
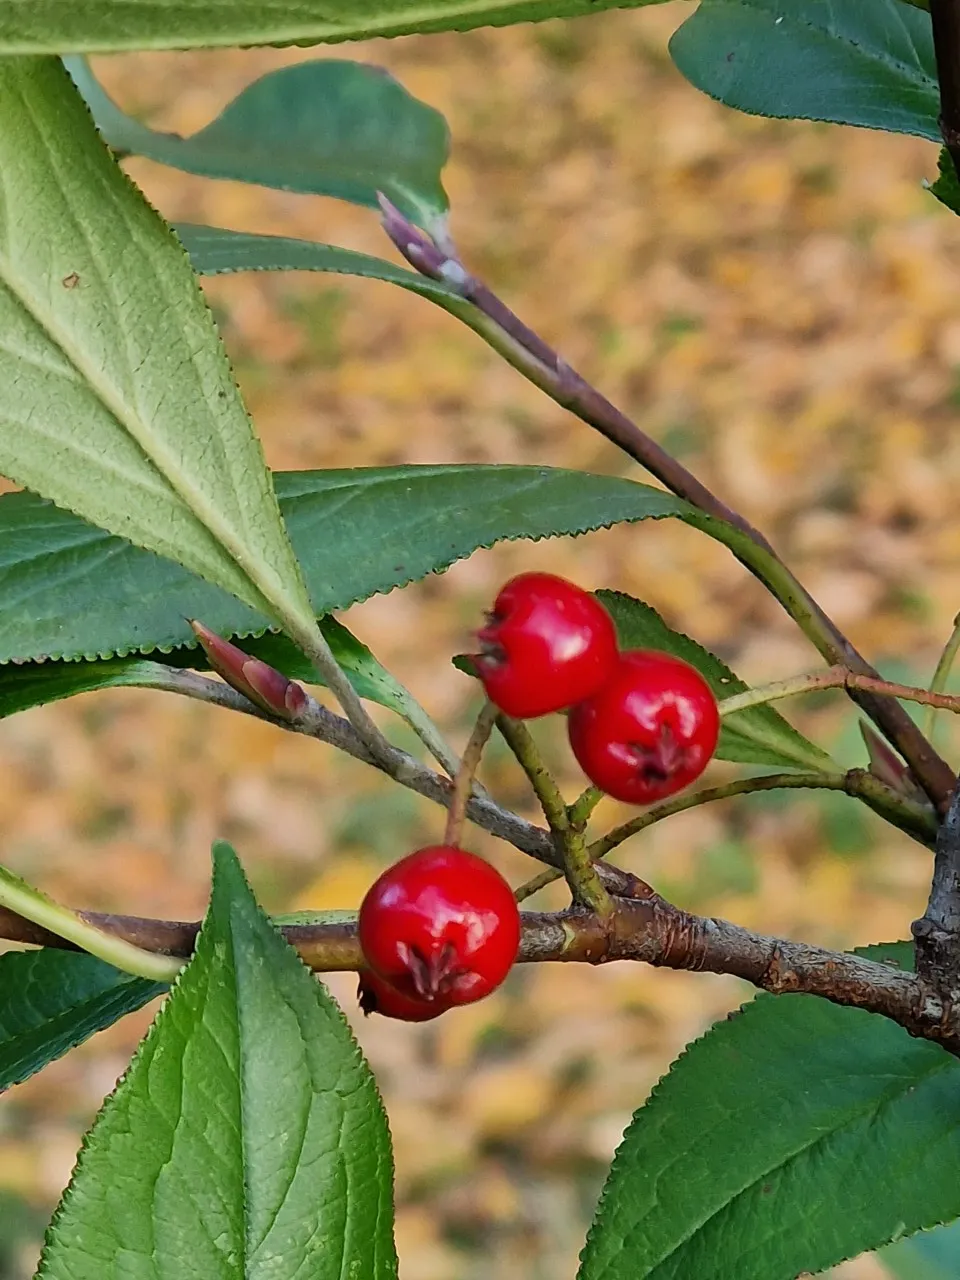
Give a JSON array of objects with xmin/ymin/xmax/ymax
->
[
  {"xmin": 358, "ymin": 845, "xmax": 520, "ymax": 1007},
  {"xmin": 474, "ymin": 572, "xmax": 618, "ymax": 719},
  {"xmin": 357, "ymin": 970, "xmax": 449, "ymax": 1022},
  {"xmin": 568, "ymin": 650, "xmax": 720, "ymax": 804}
]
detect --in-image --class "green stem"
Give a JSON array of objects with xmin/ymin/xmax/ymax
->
[
  {"xmin": 514, "ymin": 767, "xmax": 937, "ymax": 902},
  {"xmin": 495, "ymin": 715, "xmax": 613, "ymax": 915},
  {"xmin": 567, "ymin": 786, "xmax": 605, "ymax": 829},
  {"xmin": 721, "ymin": 666, "xmax": 960, "ymax": 719},
  {"xmin": 926, "ymin": 611, "xmax": 960, "ymax": 741},
  {"xmin": 589, "ymin": 772, "xmax": 847, "ymax": 859},
  {"xmin": 0, "ymin": 866, "xmax": 181, "ymax": 981}
]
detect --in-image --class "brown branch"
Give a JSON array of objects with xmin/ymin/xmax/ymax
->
[
  {"xmin": 4, "ymin": 890, "xmax": 957, "ymax": 1054},
  {"xmin": 913, "ymin": 780, "xmax": 960, "ymax": 999},
  {"xmin": 379, "ymin": 201, "xmax": 956, "ymax": 814},
  {"xmin": 931, "ymin": 0, "xmax": 960, "ymax": 174}
]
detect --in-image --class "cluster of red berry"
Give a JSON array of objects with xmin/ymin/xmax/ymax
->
[
  {"xmin": 356, "ymin": 573, "xmax": 720, "ymax": 1023},
  {"xmin": 475, "ymin": 572, "xmax": 720, "ymax": 803}
]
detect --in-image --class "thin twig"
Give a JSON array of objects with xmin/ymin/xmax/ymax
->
[
  {"xmin": 591, "ymin": 771, "xmax": 848, "ymax": 861},
  {"xmin": 496, "ymin": 714, "xmax": 613, "ymax": 914},
  {"xmin": 721, "ymin": 664, "xmax": 960, "ymax": 718},
  {"xmin": 379, "ymin": 201, "xmax": 955, "ymax": 813},
  {"xmin": 444, "ymin": 701, "xmax": 497, "ymax": 844},
  {"xmin": 516, "ymin": 766, "xmax": 938, "ymax": 902},
  {"xmin": 130, "ymin": 662, "xmax": 642, "ymax": 891}
]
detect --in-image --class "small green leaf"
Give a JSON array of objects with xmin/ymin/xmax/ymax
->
[
  {"xmin": 880, "ymin": 1218, "xmax": 960, "ymax": 1279},
  {"xmin": 3, "ymin": 0, "xmax": 671, "ymax": 53},
  {"xmin": 0, "ymin": 57, "xmax": 315, "ymax": 641},
  {"xmin": 68, "ymin": 59, "xmax": 450, "ymax": 234},
  {"xmin": 578, "ymin": 942, "xmax": 960, "ymax": 1280},
  {"xmin": 39, "ymin": 842, "xmax": 397, "ymax": 1280},
  {"xmin": 598, "ymin": 591, "xmax": 833, "ymax": 771},
  {"xmin": 669, "ymin": 0, "xmax": 938, "ymax": 140},
  {"xmin": 0, "ymin": 950, "xmax": 163, "ymax": 1092},
  {"xmin": 176, "ymin": 223, "xmax": 463, "ymax": 304}
]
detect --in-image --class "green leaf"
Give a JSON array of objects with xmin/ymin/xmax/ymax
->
[
  {"xmin": 578, "ymin": 941, "xmax": 960, "ymax": 1280},
  {"xmin": 0, "ymin": 950, "xmax": 163, "ymax": 1092},
  {"xmin": 880, "ymin": 1219, "xmax": 960, "ymax": 1279},
  {"xmin": 176, "ymin": 223, "xmax": 463, "ymax": 304},
  {"xmin": 0, "ymin": 465, "xmax": 726, "ymax": 667},
  {"xmin": 67, "ymin": 59, "xmax": 449, "ymax": 235},
  {"xmin": 3, "ymin": 0, "xmax": 670, "ymax": 52},
  {"xmin": 597, "ymin": 591, "xmax": 833, "ymax": 771},
  {"xmin": 930, "ymin": 148, "xmax": 960, "ymax": 216},
  {"xmin": 669, "ymin": 0, "xmax": 938, "ymax": 140},
  {"xmin": 0, "ymin": 57, "xmax": 315, "ymax": 641},
  {"xmin": 39, "ymin": 841, "xmax": 397, "ymax": 1280}
]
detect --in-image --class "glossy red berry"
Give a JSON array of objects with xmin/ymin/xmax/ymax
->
[
  {"xmin": 568, "ymin": 650, "xmax": 719, "ymax": 804},
  {"xmin": 357, "ymin": 970, "xmax": 449, "ymax": 1022},
  {"xmin": 358, "ymin": 845, "xmax": 520, "ymax": 1007},
  {"xmin": 474, "ymin": 573, "xmax": 619, "ymax": 719}
]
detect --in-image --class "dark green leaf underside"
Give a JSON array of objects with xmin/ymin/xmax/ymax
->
[
  {"xmin": 669, "ymin": 0, "xmax": 938, "ymax": 141},
  {"xmin": 598, "ymin": 591, "xmax": 831, "ymax": 771},
  {"xmin": 579, "ymin": 942, "xmax": 960, "ymax": 1280},
  {"xmin": 0, "ymin": 950, "xmax": 163, "ymax": 1093},
  {"xmin": 38, "ymin": 842, "xmax": 397, "ymax": 1279}
]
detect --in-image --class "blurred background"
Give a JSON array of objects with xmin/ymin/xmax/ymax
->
[{"xmin": 1, "ymin": 4, "xmax": 960, "ymax": 1275}]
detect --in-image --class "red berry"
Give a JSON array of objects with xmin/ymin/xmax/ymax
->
[
  {"xmin": 474, "ymin": 572, "xmax": 618, "ymax": 719},
  {"xmin": 357, "ymin": 971, "xmax": 449, "ymax": 1022},
  {"xmin": 358, "ymin": 845, "xmax": 520, "ymax": 1007},
  {"xmin": 568, "ymin": 650, "xmax": 719, "ymax": 804}
]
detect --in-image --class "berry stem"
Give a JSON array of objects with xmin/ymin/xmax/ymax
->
[
  {"xmin": 567, "ymin": 786, "xmax": 605, "ymax": 830},
  {"xmin": 495, "ymin": 714, "xmax": 614, "ymax": 916},
  {"xmin": 443, "ymin": 700, "xmax": 498, "ymax": 846}
]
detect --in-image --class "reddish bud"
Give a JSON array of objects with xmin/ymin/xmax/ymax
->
[
  {"xmin": 189, "ymin": 620, "xmax": 307, "ymax": 722},
  {"xmin": 859, "ymin": 722, "xmax": 926, "ymax": 802}
]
